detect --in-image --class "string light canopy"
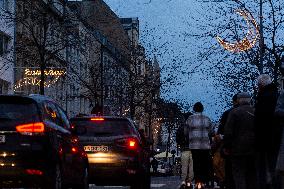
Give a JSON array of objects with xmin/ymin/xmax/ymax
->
[
  {"xmin": 216, "ymin": 8, "xmax": 260, "ymax": 53},
  {"xmin": 14, "ymin": 68, "xmax": 66, "ymax": 91}
]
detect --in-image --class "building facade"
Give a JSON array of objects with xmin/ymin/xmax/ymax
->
[
  {"xmin": 68, "ymin": 0, "xmax": 131, "ymax": 117},
  {"xmin": 120, "ymin": 17, "xmax": 161, "ymax": 138},
  {"xmin": 13, "ymin": 0, "xmax": 67, "ymax": 100},
  {"xmin": 0, "ymin": 0, "xmax": 15, "ymax": 94}
]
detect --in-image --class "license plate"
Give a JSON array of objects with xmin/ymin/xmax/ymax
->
[
  {"xmin": 84, "ymin": 145, "xmax": 108, "ymax": 152},
  {"xmin": 0, "ymin": 135, "xmax": 5, "ymax": 144}
]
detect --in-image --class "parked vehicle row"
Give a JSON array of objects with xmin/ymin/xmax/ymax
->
[{"xmin": 0, "ymin": 95, "xmax": 151, "ymax": 189}]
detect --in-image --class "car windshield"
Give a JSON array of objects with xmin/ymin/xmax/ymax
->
[
  {"xmin": 0, "ymin": 98, "xmax": 40, "ymax": 128},
  {"xmin": 71, "ymin": 119, "xmax": 134, "ymax": 137}
]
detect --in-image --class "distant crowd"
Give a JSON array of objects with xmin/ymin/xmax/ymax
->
[{"xmin": 177, "ymin": 74, "xmax": 284, "ymax": 189}]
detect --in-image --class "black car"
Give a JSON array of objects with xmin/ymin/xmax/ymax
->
[
  {"xmin": 70, "ymin": 115, "xmax": 151, "ymax": 189},
  {"xmin": 0, "ymin": 95, "xmax": 89, "ymax": 189}
]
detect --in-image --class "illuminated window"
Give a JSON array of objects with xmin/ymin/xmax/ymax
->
[{"xmin": 0, "ymin": 33, "xmax": 9, "ymax": 56}]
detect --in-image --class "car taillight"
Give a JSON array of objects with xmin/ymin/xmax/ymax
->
[
  {"xmin": 90, "ymin": 117, "xmax": 104, "ymax": 121},
  {"xmin": 16, "ymin": 122, "xmax": 45, "ymax": 135},
  {"xmin": 116, "ymin": 137, "xmax": 139, "ymax": 151},
  {"xmin": 26, "ymin": 169, "xmax": 43, "ymax": 175},
  {"xmin": 71, "ymin": 147, "xmax": 78, "ymax": 154},
  {"xmin": 128, "ymin": 138, "xmax": 137, "ymax": 150}
]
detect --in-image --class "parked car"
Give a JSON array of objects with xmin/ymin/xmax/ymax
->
[
  {"xmin": 70, "ymin": 115, "xmax": 151, "ymax": 189},
  {"xmin": 0, "ymin": 95, "xmax": 89, "ymax": 189}
]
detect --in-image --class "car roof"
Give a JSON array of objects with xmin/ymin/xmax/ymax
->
[
  {"xmin": 0, "ymin": 94, "xmax": 57, "ymax": 104},
  {"xmin": 70, "ymin": 115, "xmax": 130, "ymax": 121}
]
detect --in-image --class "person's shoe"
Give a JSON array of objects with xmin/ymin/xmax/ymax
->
[{"xmin": 178, "ymin": 181, "xmax": 186, "ymax": 189}]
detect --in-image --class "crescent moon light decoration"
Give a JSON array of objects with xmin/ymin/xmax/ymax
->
[{"xmin": 216, "ymin": 8, "xmax": 260, "ymax": 53}]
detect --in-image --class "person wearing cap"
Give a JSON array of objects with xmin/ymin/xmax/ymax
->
[
  {"xmin": 186, "ymin": 102, "xmax": 214, "ymax": 188},
  {"xmin": 224, "ymin": 92, "xmax": 256, "ymax": 189},
  {"xmin": 254, "ymin": 74, "xmax": 280, "ymax": 189}
]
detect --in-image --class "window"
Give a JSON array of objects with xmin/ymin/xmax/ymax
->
[
  {"xmin": 0, "ymin": 33, "xmax": 9, "ymax": 56},
  {"xmin": 56, "ymin": 106, "xmax": 70, "ymax": 129},
  {"xmin": 43, "ymin": 102, "xmax": 61, "ymax": 126},
  {"xmin": 0, "ymin": 0, "xmax": 8, "ymax": 10},
  {"xmin": 71, "ymin": 119, "xmax": 134, "ymax": 137},
  {"xmin": 0, "ymin": 98, "xmax": 40, "ymax": 128}
]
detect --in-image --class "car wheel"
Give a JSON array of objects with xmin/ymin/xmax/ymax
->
[
  {"xmin": 72, "ymin": 167, "xmax": 89, "ymax": 189},
  {"xmin": 43, "ymin": 163, "xmax": 63, "ymax": 189}
]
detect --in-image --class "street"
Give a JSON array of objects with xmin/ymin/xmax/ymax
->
[{"xmin": 90, "ymin": 176, "xmax": 181, "ymax": 189}]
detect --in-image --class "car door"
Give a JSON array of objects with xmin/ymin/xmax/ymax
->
[
  {"xmin": 133, "ymin": 125, "xmax": 151, "ymax": 174},
  {"xmin": 56, "ymin": 105, "xmax": 85, "ymax": 182},
  {"xmin": 42, "ymin": 101, "xmax": 73, "ymax": 180}
]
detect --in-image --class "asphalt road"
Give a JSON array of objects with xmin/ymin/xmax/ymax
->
[{"xmin": 90, "ymin": 176, "xmax": 181, "ymax": 189}]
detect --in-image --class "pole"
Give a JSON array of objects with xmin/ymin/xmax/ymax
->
[
  {"xmin": 100, "ymin": 45, "xmax": 104, "ymax": 115},
  {"xmin": 259, "ymin": 0, "xmax": 264, "ymax": 74}
]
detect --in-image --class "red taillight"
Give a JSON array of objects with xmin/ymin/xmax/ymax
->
[
  {"xmin": 16, "ymin": 122, "xmax": 45, "ymax": 135},
  {"xmin": 26, "ymin": 169, "xmax": 43, "ymax": 175},
  {"xmin": 90, "ymin": 117, "xmax": 104, "ymax": 121},
  {"xmin": 128, "ymin": 139, "xmax": 137, "ymax": 149},
  {"xmin": 116, "ymin": 137, "xmax": 139, "ymax": 151},
  {"xmin": 71, "ymin": 147, "xmax": 78, "ymax": 153}
]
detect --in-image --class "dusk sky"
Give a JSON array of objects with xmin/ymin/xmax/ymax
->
[{"xmin": 105, "ymin": 0, "xmax": 227, "ymax": 120}]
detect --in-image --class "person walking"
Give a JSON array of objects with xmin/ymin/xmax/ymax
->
[
  {"xmin": 224, "ymin": 92, "xmax": 256, "ymax": 189},
  {"xmin": 275, "ymin": 81, "xmax": 284, "ymax": 189},
  {"xmin": 177, "ymin": 113, "xmax": 194, "ymax": 188},
  {"xmin": 254, "ymin": 74, "xmax": 281, "ymax": 189},
  {"xmin": 186, "ymin": 102, "xmax": 214, "ymax": 188},
  {"xmin": 216, "ymin": 94, "xmax": 238, "ymax": 189},
  {"xmin": 151, "ymin": 157, "xmax": 159, "ymax": 174}
]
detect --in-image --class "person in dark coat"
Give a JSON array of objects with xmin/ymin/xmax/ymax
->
[
  {"xmin": 151, "ymin": 157, "xmax": 159, "ymax": 174},
  {"xmin": 275, "ymin": 90, "xmax": 284, "ymax": 189},
  {"xmin": 254, "ymin": 74, "xmax": 281, "ymax": 189},
  {"xmin": 217, "ymin": 94, "xmax": 238, "ymax": 189},
  {"xmin": 217, "ymin": 94, "xmax": 238, "ymax": 136},
  {"xmin": 224, "ymin": 92, "xmax": 256, "ymax": 189}
]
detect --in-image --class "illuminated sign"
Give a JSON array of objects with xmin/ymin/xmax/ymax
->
[
  {"xmin": 14, "ymin": 68, "xmax": 66, "ymax": 91},
  {"xmin": 216, "ymin": 8, "xmax": 259, "ymax": 53}
]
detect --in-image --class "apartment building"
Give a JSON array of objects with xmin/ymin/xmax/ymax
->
[{"xmin": 0, "ymin": 0, "xmax": 15, "ymax": 94}]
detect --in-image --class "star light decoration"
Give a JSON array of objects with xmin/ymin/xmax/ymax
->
[
  {"xmin": 14, "ymin": 68, "xmax": 66, "ymax": 91},
  {"xmin": 216, "ymin": 8, "xmax": 260, "ymax": 53}
]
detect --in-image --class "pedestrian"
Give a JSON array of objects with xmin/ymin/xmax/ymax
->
[
  {"xmin": 224, "ymin": 92, "xmax": 256, "ymax": 189},
  {"xmin": 275, "ymin": 90, "xmax": 284, "ymax": 189},
  {"xmin": 215, "ymin": 93, "xmax": 238, "ymax": 189},
  {"xmin": 187, "ymin": 102, "xmax": 214, "ymax": 188},
  {"xmin": 176, "ymin": 113, "xmax": 194, "ymax": 188},
  {"xmin": 151, "ymin": 157, "xmax": 159, "ymax": 174},
  {"xmin": 254, "ymin": 74, "xmax": 281, "ymax": 189}
]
